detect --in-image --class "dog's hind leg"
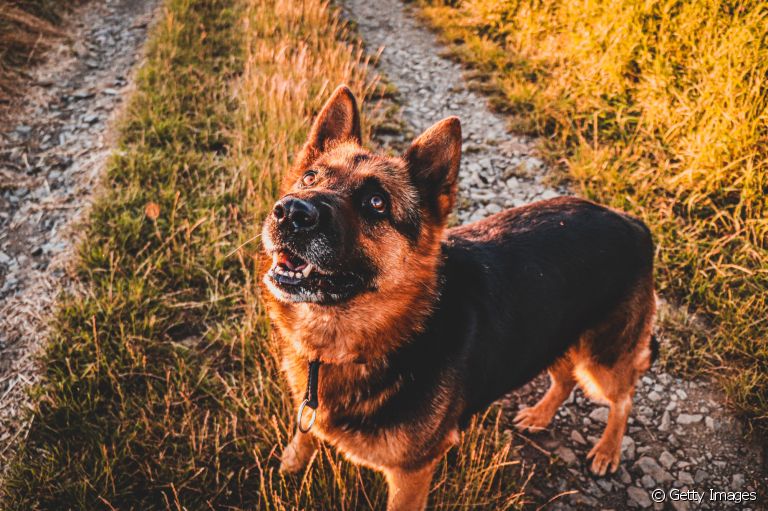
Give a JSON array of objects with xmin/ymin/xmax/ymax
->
[
  {"xmin": 280, "ymin": 431, "xmax": 318, "ymax": 473},
  {"xmin": 578, "ymin": 279, "xmax": 656, "ymax": 475},
  {"xmin": 576, "ymin": 359, "xmax": 636, "ymax": 476},
  {"xmin": 514, "ymin": 356, "xmax": 576, "ymax": 432}
]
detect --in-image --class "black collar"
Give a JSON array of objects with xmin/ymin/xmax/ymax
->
[{"xmin": 297, "ymin": 360, "xmax": 321, "ymax": 433}]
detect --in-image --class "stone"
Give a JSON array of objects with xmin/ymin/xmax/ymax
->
[
  {"xmin": 627, "ymin": 486, "xmax": 652, "ymax": 508},
  {"xmin": 694, "ymin": 469, "xmax": 709, "ymax": 483},
  {"xmin": 678, "ymin": 471, "xmax": 695, "ymax": 485},
  {"xmin": 677, "ymin": 414, "xmax": 703, "ymax": 425},
  {"xmin": 555, "ymin": 446, "xmax": 577, "ymax": 465},
  {"xmin": 640, "ymin": 474, "xmax": 655, "ymax": 488},
  {"xmin": 659, "ymin": 451, "xmax": 676, "ymax": 469},
  {"xmin": 621, "ymin": 436, "xmax": 636, "ymax": 460},
  {"xmin": 659, "ymin": 410, "xmax": 671, "ymax": 432},
  {"xmin": 635, "ymin": 456, "xmax": 674, "ymax": 483},
  {"xmin": 647, "ymin": 391, "xmax": 662, "ymax": 402},
  {"xmin": 570, "ymin": 430, "xmax": 586, "ymax": 445},
  {"xmin": 589, "ymin": 407, "xmax": 610, "ymax": 424}
]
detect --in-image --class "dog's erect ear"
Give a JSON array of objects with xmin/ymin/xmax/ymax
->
[
  {"xmin": 296, "ymin": 85, "xmax": 362, "ymax": 168},
  {"xmin": 404, "ymin": 116, "xmax": 462, "ymax": 222}
]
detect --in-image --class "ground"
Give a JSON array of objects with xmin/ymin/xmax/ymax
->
[{"xmin": 0, "ymin": 0, "xmax": 765, "ymax": 508}]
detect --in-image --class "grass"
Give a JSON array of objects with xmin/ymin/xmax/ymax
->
[
  {"xmin": 0, "ymin": 0, "xmax": 79, "ymax": 100},
  {"xmin": 415, "ymin": 0, "xmax": 768, "ymax": 435},
  {"xmin": 1, "ymin": 0, "xmax": 530, "ymax": 508}
]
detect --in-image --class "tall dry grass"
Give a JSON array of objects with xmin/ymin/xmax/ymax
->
[{"xmin": 418, "ymin": 0, "xmax": 768, "ymax": 433}]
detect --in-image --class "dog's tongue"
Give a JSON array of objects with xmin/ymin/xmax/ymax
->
[{"xmin": 277, "ymin": 251, "xmax": 307, "ymax": 271}]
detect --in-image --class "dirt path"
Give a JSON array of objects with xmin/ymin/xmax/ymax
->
[
  {"xmin": 342, "ymin": 1, "xmax": 766, "ymax": 509},
  {"xmin": 0, "ymin": 0, "xmax": 157, "ymax": 467}
]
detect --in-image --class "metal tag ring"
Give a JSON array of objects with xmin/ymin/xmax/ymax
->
[{"xmin": 297, "ymin": 399, "xmax": 317, "ymax": 433}]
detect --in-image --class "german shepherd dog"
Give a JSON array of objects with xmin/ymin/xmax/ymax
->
[{"xmin": 261, "ymin": 86, "xmax": 657, "ymax": 510}]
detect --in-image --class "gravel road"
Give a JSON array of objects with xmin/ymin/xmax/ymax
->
[{"xmin": 0, "ymin": 0, "xmax": 157, "ymax": 468}]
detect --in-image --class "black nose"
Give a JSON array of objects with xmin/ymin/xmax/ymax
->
[{"xmin": 273, "ymin": 197, "xmax": 319, "ymax": 232}]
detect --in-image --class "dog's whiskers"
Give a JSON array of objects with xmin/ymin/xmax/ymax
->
[{"xmin": 226, "ymin": 233, "xmax": 262, "ymax": 258}]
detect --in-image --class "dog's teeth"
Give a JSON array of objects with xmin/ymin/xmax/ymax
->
[{"xmin": 302, "ymin": 264, "xmax": 314, "ymax": 277}]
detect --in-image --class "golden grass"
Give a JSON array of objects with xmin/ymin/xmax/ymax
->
[
  {"xmin": 1, "ymin": 0, "xmax": 530, "ymax": 508},
  {"xmin": 416, "ymin": 0, "xmax": 768, "ymax": 433}
]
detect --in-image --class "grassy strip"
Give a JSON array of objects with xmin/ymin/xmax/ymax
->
[
  {"xmin": 0, "ymin": 0, "xmax": 79, "ymax": 100},
  {"xmin": 415, "ymin": 0, "xmax": 768, "ymax": 433},
  {"xmin": 2, "ymin": 0, "xmax": 528, "ymax": 508}
]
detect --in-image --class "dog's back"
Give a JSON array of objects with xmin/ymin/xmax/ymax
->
[{"xmin": 435, "ymin": 196, "xmax": 654, "ymax": 421}]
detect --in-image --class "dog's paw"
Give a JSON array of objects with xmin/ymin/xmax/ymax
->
[
  {"xmin": 586, "ymin": 441, "xmax": 621, "ymax": 476},
  {"xmin": 279, "ymin": 443, "xmax": 308, "ymax": 474},
  {"xmin": 513, "ymin": 406, "xmax": 552, "ymax": 432}
]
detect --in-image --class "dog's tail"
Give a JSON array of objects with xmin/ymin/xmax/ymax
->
[{"xmin": 650, "ymin": 334, "xmax": 660, "ymax": 365}]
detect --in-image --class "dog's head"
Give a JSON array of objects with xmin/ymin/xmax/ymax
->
[{"xmin": 262, "ymin": 85, "xmax": 461, "ymax": 306}]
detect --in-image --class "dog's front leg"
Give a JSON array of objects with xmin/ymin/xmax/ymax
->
[
  {"xmin": 384, "ymin": 461, "xmax": 437, "ymax": 511},
  {"xmin": 280, "ymin": 431, "xmax": 318, "ymax": 474}
]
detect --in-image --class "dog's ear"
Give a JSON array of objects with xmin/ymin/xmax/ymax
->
[
  {"xmin": 296, "ymin": 85, "xmax": 362, "ymax": 168},
  {"xmin": 404, "ymin": 116, "xmax": 462, "ymax": 222}
]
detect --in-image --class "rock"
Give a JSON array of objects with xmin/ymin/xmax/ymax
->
[
  {"xmin": 485, "ymin": 203, "xmax": 502, "ymax": 215},
  {"xmin": 694, "ymin": 469, "xmax": 709, "ymax": 483},
  {"xmin": 539, "ymin": 189, "xmax": 559, "ymax": 200},
  {"xmin": 627, "ymin": 486, "xmax": 652, "ymax": 508},
  {"xmin": 647, "ymin": 391, "xmax": 662, "ymax": 402},
  {"xmin": 732, "ymin": 473, "xmax": 745, "ymax": 489},
  {"xmin": 675, "ymin": 389, "xmax": 688, "ymax": 400},
  {"xmin": 570, "ymin": 430, "xmax": 586, "ymax": 445},
  {"xmin": 597, "ymin": 480, "xmax": 613, "ymax": 492},
  {"xmin": 659, "ymin": 451, "xmax": 676, "ymax": 469},
  {"xmin": 555, "ymin": 446, "xmax": 577, "ymax": 465},
  {"xmin": 640, "ymin": 474, "xmax": 655, "ymax": 488},
  {"xmin": 589, "ymin": 407, "xmax": 610, "ymax": 424},
  {"xmin": 635, "ymin": 456, "xmax": 674, "ymax": 483},
  {"xmin": 659, "ymin": 411, "xmax": 671, "ymax": 432},
  {"xmin": 678, "ymin": 471, "xmax": 695, "ymax": 485},
  {"xmin": 677, "ymin": 414, "xmax": 703, "ymax": 425},
  {"xmin": 621, "ymin": 436, "xmax": 636, "ymax": 460},
  {"xmin": 619, "ymin": 466, "xmax": 633, "ymax": 485},
  {"xmin": 705, "ymin": 417, "xmax": 715, "ymax": 430}
]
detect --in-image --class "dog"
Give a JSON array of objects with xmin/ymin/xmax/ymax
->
[{"xmin": 261, "ymin": 85, "xmax": 657, "ymax": 511}]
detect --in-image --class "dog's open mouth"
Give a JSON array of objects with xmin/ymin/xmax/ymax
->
[
  {"xmin": 265, "ymin": 248, "xmax": 368, "ymax": 303},
  {"xmin": 269, "ymin": 250, "xmax": 318, "ymax": 284}
]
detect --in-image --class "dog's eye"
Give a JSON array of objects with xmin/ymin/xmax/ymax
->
[
  {"xmin": 367, "ymin": 194, "xmax": 386, "ymax": 213},
  {"xmin": 301, "ymin": 171, "xmax": 318, "ymax": 187}
]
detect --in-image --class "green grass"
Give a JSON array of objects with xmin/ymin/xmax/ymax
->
[
  {"xmin": 415, "ymin": 0, "xmax": 768, "ymax": 435},
  {"xmin": 1, "ymin": 0, "xmax": 529, "ymax": 508}
]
